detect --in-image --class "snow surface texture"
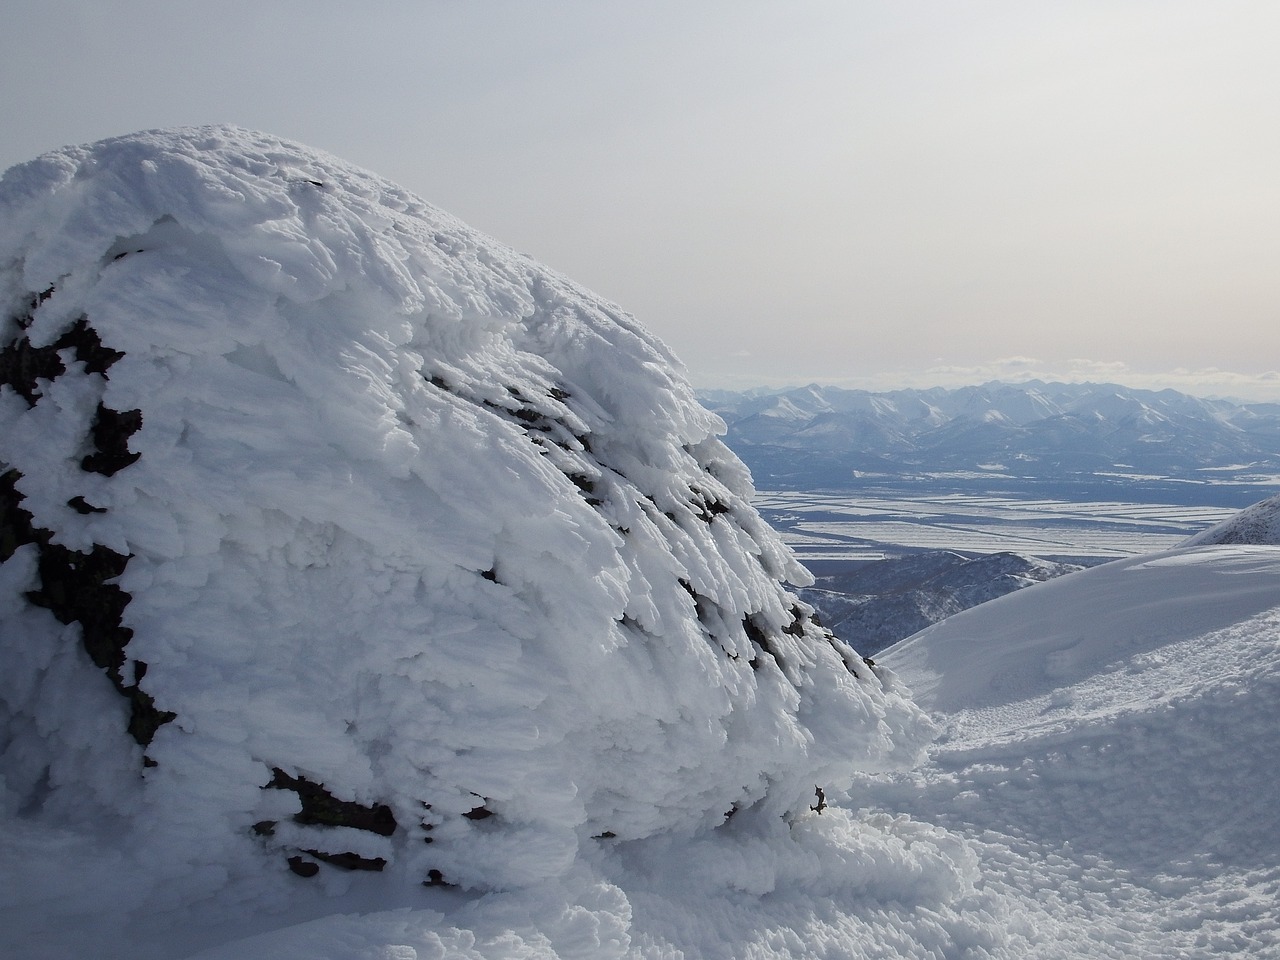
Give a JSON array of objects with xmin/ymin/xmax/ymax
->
[
  {"xmin": 5, "ymin": 128, "xmax": 1279, "ymax": 958},
  {"xmin": 1182, "ymin": 492, "xmax": 1280, "ymax": 547},
  {"xmin": 0, "ymin": 127, "xmax": 934, "ymax": 957}
]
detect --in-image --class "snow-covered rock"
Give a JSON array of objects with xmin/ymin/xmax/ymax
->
[
  {"xmin": 1181, "ymin": 492, "xmax": 1280, "ymax": 546},
  {"xmin": 0, "ymin": 127, "xmax": 930, "ymax": 955}
]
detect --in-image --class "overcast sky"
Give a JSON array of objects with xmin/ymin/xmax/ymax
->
[{"xmin": 5, "ymin": 1, "xmax": 1279, "ymax": 400}]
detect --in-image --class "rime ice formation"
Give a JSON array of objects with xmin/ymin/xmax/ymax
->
[{"xmin": 0, "ymin": 127, "xmax": 929, "ymax": 938}]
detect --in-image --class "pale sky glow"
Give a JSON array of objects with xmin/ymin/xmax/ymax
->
[{"xmin": 4, "ymin": 1, "xmax": 1280, "ymax": 400}]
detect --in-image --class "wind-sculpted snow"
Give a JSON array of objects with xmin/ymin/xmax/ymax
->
[{"xmin": 0, "ymin": 128, "xmax": 937, "ymax": 957}]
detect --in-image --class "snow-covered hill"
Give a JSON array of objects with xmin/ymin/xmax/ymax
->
[{"xmin": 1182, "ymin": 492, "xmax": 1280, "ymax": 546}]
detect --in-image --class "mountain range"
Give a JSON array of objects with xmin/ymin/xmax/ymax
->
[{"xmin": 699, "ymin": 381, "xmax": 1280, "ymax": 494}]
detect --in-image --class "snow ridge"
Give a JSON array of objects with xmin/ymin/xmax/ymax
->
[{"xmin": 0, "ymin": 127, "xmax": 930, "ymax": 954}]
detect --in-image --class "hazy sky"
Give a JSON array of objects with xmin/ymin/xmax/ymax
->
[{"xmin": 5, "ymin": 1, "xmax": 1280, "ymax": 399}]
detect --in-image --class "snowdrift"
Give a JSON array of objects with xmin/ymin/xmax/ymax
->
[{"xmin": 0, "ymin": 127, "xmax": 931, "ymax": 956}]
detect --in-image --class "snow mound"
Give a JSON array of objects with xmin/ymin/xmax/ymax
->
[
  {"xmin": 1181, "ymin": 492, "xmax": 1280, "ymax": 546},
  {"xmin": 0, "ymin": 127, "xmax": 931, "ymax": 954}
]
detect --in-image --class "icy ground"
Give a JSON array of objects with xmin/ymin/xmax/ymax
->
[{"xmin": 2, "ymin": 128, "xmax": 1279, "ymax": 958}]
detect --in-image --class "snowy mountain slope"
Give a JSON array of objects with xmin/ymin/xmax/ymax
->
[
  {"xmin": 0, "ymin": 127, "xmax": 932, "ymax": 957},
  {"xmin": 800, "ymin": 551, "xmax": 1082, "ymax": 656},
  {"xmin": 881, "ymin": 545, "xmax": 1280, "ymax": 713},
  {"xmin": 873, "ymin": 545, "xmax": 1280, "ymax": 953},
  {"xmin": 1182, "ymin": 492, "xmax": 1280, "ymax": 546}
]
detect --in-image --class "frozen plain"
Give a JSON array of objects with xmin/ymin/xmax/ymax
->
[
  {"xmin": 754, "ymin": 489, "xmax": 1249, "ymax": 563},
  {"xmin": 1, "ymin": 127, "xmax": 1278, "ymax": 958}
]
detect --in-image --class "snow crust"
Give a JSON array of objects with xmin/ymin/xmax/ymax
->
[{"xmin": 0, "ymin": 127, "xmax": 932, "ymax": 957}]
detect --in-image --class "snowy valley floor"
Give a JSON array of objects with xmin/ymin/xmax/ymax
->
[{"xmin": 9, "ymin": 546, "xmax": 1277, "ymax": 959}]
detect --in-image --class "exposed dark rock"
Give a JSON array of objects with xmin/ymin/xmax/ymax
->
[
  {"xmin": 0, "ymin": 334, "xmax": 66, "ymax": 406},
  {"xmin": 743, "ymin": 615, "xmax": 781, "ymax": 671},
  {"xmin": 81, "ymin": 402, "xmax": 143, "ymax": 476},
  {"xmin": 27, "ymin": 541, "xmax": 133, "ymax": 675},
  {"xmin": 782, "ymin": 606, "xmax": 807, "ymax": 638},
  {"xmin": 0, "ymin": 300, "xmax": 166, "ymax": 749},
  {"xmin": 54, "ymin": 316, "xmax": 126, "ymax": 377},
  {"xmin": 126, "ymin": 686, "xmax": 177, "ymax": 747},
  {"xmin": 688, "ymin": 485, "xmax": 731, "ymax": 523},
  {"xmin": 303, "ymin": 849, "xmax": 387, "ymax": 872},
  {"xmin": 67, "ymin": 496, "xmax": 107, "ymax": 515},
  {"xmin": 265, "ymin": 767, "xmax": 398, "ymax": 836},
  {"xmin": 811, "ymin": 786, "xmax": 826, "ymax": 814},
  {"xmin": 287, "ymin": 856, "xmax": 320, "ymax": 878},
  {"xmin": 423, "ymin": 868, "xmax": 451, "ymax": 887},
  {"xmin": 567, "ymin": 473, "xmax": 603, "ymax": 505},
  {"xmin": 0, "ymin": 468, "xmax": 39, "ymax": 562},
  {"xmin": 0, "ymin": 310, "xmax": 125, "ymax": 408},
  {"xmin": 3, "ymin": 469, "xmax": 174, "ymax": 747}
]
